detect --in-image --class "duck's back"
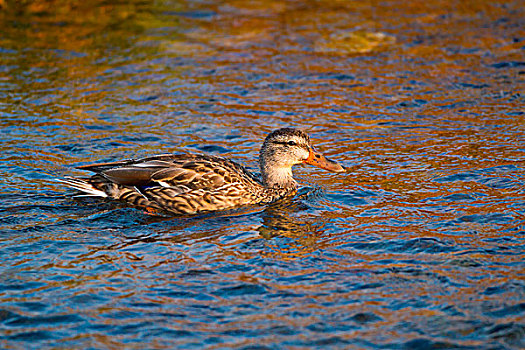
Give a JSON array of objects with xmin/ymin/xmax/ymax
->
[{"xmin": 73, "ymin": 154, "xmax": 269, "ymax": 215}]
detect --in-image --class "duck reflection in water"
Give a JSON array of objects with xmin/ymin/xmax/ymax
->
[
  {"xmin": 95, "ymin": 188, "xmax": 331, "ymax": 262},
  {"xmin": 254, "ymin": 187, "xmax": 332, "ymax": 259}
]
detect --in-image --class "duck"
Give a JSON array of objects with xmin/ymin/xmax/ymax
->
[{"xmin": 58, "ymin": 128, "xmax": 345, "ymax": 215}]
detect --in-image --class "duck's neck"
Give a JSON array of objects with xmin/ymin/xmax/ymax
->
[{"xmin": 259, "ymin": 158, "xmax": 297, "ymax": 190}]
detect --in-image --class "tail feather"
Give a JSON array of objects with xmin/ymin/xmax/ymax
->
[{"xmin": 56, "ymin": 177, "xmax": 108, "ymax": 198}]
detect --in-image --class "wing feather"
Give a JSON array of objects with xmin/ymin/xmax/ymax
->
[{"xmin": 68, "ymin": 153, "xmax": 266, "ymax": 214}]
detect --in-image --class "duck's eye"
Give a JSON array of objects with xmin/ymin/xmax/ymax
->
[{"xmin": 287, "ymin": 140, "xmax": 297, "ymax": 146}]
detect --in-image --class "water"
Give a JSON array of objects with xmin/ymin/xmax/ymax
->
[{"xmin": 1, "ymin": 0, "xmax": 524, "ymax": 348}]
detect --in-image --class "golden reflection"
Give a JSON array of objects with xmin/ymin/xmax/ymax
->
[
  {"xmin": 0, "ymin": 0, "xmax": 147, "ymax": 51},
  {"xmin": 314, "ymin": 31, "xmax": 396, "ymax": 55}
]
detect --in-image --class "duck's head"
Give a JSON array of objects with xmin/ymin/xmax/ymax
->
[{"xmin": 259, "ymin": 128, "xmax": 345, "ymax": 188}]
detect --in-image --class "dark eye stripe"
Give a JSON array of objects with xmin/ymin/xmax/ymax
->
[{"xmin": 272, "ymin": 140, "xmax": 309, "ymax": 150}]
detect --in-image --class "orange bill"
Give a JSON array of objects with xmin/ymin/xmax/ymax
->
[{"xmin": 303, "ymin": 149, "xmax": 345, "ymax": 173}]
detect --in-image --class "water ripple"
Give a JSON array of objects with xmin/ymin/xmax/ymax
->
[{"xmin": 0, "ymin": 0, "xmax": 524, "ymax": 349}]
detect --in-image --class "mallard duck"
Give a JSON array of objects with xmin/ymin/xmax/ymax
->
[{"xmin": 59, "ymin": 128, "xmax": 345, "ymax": 215}]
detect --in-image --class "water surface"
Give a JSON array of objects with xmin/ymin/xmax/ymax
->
[{"xmin": 0, "ymin": 0, "xmax": 524, "ymax": 349}]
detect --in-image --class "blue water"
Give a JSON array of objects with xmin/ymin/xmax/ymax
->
[{"xmin": 0, "ymin": 0, "xmax": 524, "ymax": 349}]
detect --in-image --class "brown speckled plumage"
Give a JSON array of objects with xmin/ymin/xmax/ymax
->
[{"xmin": 59, "ymin": 128, "xmax": 345, "ymax": 215}]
